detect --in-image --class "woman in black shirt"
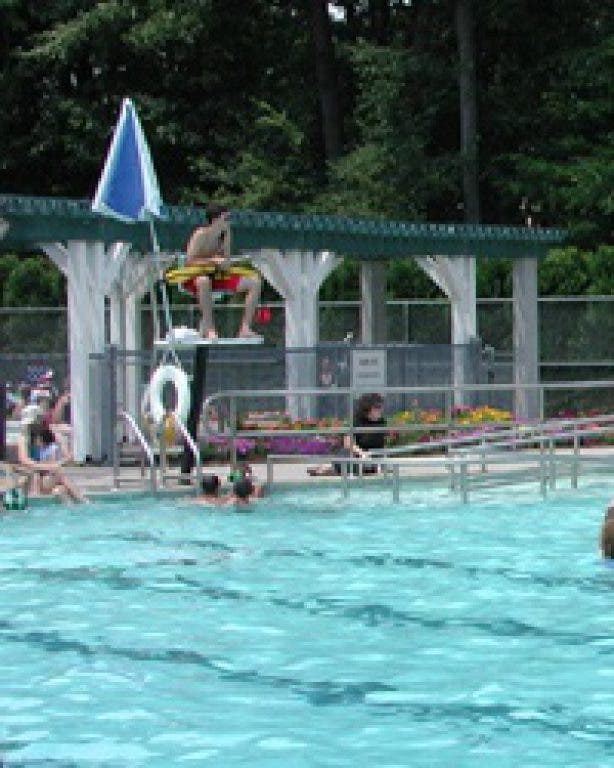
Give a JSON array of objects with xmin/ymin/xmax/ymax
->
[{"xmin": 346, "ymin": 393, "xmax": 386, "ymax": 474}]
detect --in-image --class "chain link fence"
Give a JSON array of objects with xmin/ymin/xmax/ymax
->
[{"xmin": 2, "ymin": 297, "xmax": 613, "ymax": 417}]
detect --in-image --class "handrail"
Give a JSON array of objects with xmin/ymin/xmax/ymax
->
[
  {"xmin": 201, "ymin": 382, "xmax": 614, "ymax": 461},
  {"xmin": 265, "ymin": 439, "xmax": 614, "ymax": 503},
  {"xmin": 114, "ymin": 411, "xmax": 157, "ymax": 492},
  {"xmin": 171, "ymin": 412, "xmax": 202, "ymax": 491},
  {"xmin": 370, "ymin": 413, "xmax": 614, "ymax": 459}
]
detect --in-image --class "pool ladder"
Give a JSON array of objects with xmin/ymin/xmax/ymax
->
[{"xmin": 113, "ymin": 411, "xmax": 202, "ymax": 494}]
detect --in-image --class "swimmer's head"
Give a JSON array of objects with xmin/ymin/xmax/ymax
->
[
  {"xmin": 201, "ymin": 474, "xmax": 221, "ymax": 496},
  {"xmin": 233, "ymin": 478, "xmax": 253, "ymax": 501}
]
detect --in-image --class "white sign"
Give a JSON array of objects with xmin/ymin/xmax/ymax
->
[{"xmin": 351, "ymin": 349, "xmax": 387, "ymax": 390}]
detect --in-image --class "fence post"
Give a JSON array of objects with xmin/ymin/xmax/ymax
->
[
  {"xmin": 230, "ymin": 395, "xmax": 238, "ymax": 466},
  {"xmin": 460, "ymin": 459, "xmax": 469, "ymax": 504},
  {"xmin": 107, "ymin": 345, "xmax": 118, "ymax": 465},
  {"xmin": 392, "ymin": 464, "xmax": 400, "ymax": 503},
  {"xmin": 571, "ymin": 428, "xmax": 579, "ymax": 489},
  {"xmin": 342, "ymin": 458, "xmax": 349, "ymax": 499}
]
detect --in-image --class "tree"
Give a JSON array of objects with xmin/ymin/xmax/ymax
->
[
  {"xmin": 455, "ymin": 0, "xmax": 479, "ymax": 222},
  {"xmin": 2, "ymin": 257, "xmax": 64, "ymax": 306},
  {"xmin": 311, "ymin": 0, "xmax": 344, "ymax": 164}
]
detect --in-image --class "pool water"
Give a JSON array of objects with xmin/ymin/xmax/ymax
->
[{"xmin": 1, "ymin": 481, "xmax": 614, "ymax": 767}]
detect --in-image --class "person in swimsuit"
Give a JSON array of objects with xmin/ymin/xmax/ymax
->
[
  {"xmin": 192, "ymin": 474, "xmax": 226, "ymax": 506},
  {"xmin": 183, "ymin": 203, "xmax": 261, "ymax": 340},
  {"xmin": 16, "ymin": 416, "xmax": 86, "ymax": 503}
]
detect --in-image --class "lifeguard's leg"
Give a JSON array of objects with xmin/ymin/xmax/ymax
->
[
  {"xmin": 236, "ymin": 275, "xmax": 262, "ymax": 337},
  {"xmin": 196, "ymin": 275, "xmax": 217, "ymax": 339}
]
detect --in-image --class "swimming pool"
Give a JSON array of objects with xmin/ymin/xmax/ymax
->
[{"xmin": 1, "ymin": 481, "xmax": 613, "ymax": 767}]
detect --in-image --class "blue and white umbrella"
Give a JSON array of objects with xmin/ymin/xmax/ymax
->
[
  {"xmin": 92, "ymin": 97, "xmax": 163, "ymax": 224},
  {"xmin": 93, "ymin": 97, "xmax": 178, "ymax": 347}
]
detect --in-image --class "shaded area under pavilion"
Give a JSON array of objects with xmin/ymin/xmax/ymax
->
[{"xmin": 0, "ymin": 194, "xmax": 566, "ymax": 461}]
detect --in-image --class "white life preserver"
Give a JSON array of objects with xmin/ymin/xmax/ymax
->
[{"xmin": 148, "ymin": 364, "xmax": 190, "ymax": 426}]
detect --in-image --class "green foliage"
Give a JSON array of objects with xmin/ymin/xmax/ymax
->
[
  {"xmin": 0, "ymin": 0, "xmax": 611, "ymax": 308},
  {"xmin": 2, "ymin": 256, "xmax": 64, "ymax": 306},
  {"xmin": 192, "ymin": 102, "xmax": 317, "ymax": 212},
  {"xmin": 315, "ymin": 40, "xmax": 458, "ymax": 220}
]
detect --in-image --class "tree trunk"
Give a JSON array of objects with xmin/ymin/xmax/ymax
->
[
  {"xmin": 311, "ymin": 0, "xmax": 343, "ymax": 162},
  {"xmin": 455, "ymin": 0, "xmax": 480, "ymax": 223},
  {"xmin": 369, "ymin": 0, "xmax": 390, "ymax": 45}
]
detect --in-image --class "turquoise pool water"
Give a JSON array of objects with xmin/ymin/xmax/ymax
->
[{"xmin": 1, "ymin": 482, "xmax": 614, "ymax": 767}]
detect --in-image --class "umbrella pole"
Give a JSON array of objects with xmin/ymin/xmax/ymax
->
[
  {"xmin": 148, "ymin": 219, "xmax": 174, "ymax": 337},
  {"xmin": 148, "ymin": 219, "xmax": 181, "ymax": 368}
]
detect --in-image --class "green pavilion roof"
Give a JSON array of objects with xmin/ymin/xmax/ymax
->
[
  {"xmin": 0, "ymin": 194, "xmax": 566, "ymax": 259},
  {"xmin": 230, "ymin": 211, "xmax": 566, "ymax": 259},
  {"xmin": 0, "ymin": 194, "xmax": 202, "ymax": 253}
]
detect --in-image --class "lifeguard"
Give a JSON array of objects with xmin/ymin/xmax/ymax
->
[{"xmin": 175, "ymin": 203, "xmax": 262, "ymax": 340}]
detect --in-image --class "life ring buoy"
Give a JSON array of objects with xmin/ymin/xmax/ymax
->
[{"xmin": 149, "ymin": 364, "xmax": 190, "ymax": 426}]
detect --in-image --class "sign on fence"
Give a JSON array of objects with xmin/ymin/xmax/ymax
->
[{"xmin": 351, "ymin": 349, "xmax": 387, "ymax": 390}]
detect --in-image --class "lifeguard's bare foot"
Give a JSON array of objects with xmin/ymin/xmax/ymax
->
[
  {"xmin": 202, "ymin": 328, "xmax": 218, "ymax": 340},
  {"xmin": 237, "ymin": 326, "xmax": 260, "ymax": 339}
]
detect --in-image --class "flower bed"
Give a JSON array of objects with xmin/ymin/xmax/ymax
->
[{"xmin": 200, "ymin": 406, "xmax": 520, "ymax": 460}]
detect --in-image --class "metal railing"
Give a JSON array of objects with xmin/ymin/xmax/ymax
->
[
  {"xmin": 265, "ymin": 420, "xmax": 614, "ymax": 504},
  {"xmin": 197, "ymin": 381, "xmax": 614, "ymax": 502},
  {"xmin": 158, "ymin": 412, "xmax": 202, "ymax": 491},
  {"xmin": 202, "ymin": 380, "xmax": 614, "ymax": 463},
  {"xmin": 113, "ymin": 410, "xmax": 157, "ymax": 492}
]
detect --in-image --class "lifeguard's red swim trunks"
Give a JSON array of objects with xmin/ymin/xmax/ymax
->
[{"xmin": 183, "ymin": 274, "xmax": 241, "ymax": 296}]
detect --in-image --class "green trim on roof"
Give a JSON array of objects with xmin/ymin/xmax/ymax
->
[
  {"xmin": 229, "ymin": 210, "xmax": 567, "ymax": 260},
  {"xmin": 0, "ymin": 195, "xmax": 566, "ymax": 258},
  {"xmin": 0, "ymin": 194, "xmax": 203, "ymax": 252}
]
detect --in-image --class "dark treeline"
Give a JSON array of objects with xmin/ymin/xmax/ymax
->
[{"xmin": 0, "ymin": 0, "xmax": 612, "ymax": 304}]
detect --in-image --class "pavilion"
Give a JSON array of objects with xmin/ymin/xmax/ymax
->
[{"xmin": 0, "ymin": 194, "xmax": 566, "ymax": 461}]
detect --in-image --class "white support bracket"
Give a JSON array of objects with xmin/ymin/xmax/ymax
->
[
  {"xmin": 251, "ymin": 248, "xmax": 341, "ymax": 418},
  {"xmin": 416, "ymin": 254, "xmax": 477, "ymax": 405}
]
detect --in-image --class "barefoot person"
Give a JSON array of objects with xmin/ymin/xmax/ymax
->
[
  {"xmin": 183, "ymin": 203, "xmax": 261, "ymax": 340},
  {"xmin": 308, "ymin": 393, "xmax": 386, "ymax": 477},
  {"xmin": 15, "ymin": 407, "xmax": 86, "ymax": 503}
]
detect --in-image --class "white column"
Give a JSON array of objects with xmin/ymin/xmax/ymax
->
[
  {"xmin": 252, "ymin": 249, "xmax": 341, "ymax": 419},
  {"xmin": 42, "ymin": 240, "xmax": 130, "ymax": 462},
  {"xmin": 360, "ymin": 262, "xmax": 387, "ymax": 344},
  {"xmin": 416, "ymin": 254, "xmax": 477, "ymax": 406},
  {"xmin": 513, "ymin": 257, "xmax": 539, "ymax": 419}
]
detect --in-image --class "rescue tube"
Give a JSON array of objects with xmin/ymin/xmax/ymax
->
[
  {"xmin": 165, "ymin": 263, "xmax": 258, "ymax": 285},
  {"xmin": 149, "ymin": 364, "xmax": 190, "ymax": 426}
]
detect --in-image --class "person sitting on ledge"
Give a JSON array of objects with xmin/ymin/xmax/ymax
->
[
  {"xmin": 308, "ymin": 393, "xmax": 386, "ymax": 477},
  {"xmin": 15, "ymin": 408, "xmax": 86, "ymax": 503},
  {"xmin": 183, "ymin": 203, "xmax": 261, "ymax": 340}
]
